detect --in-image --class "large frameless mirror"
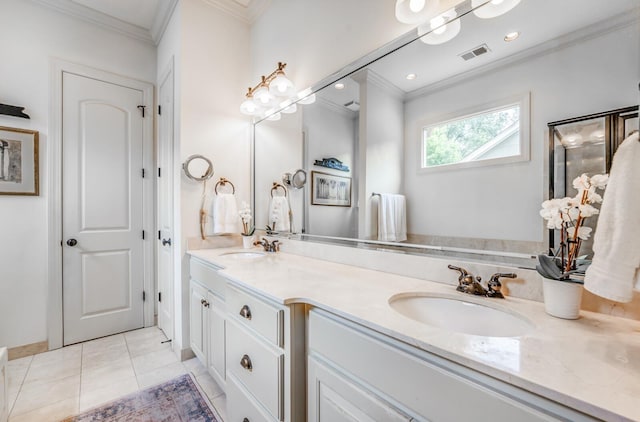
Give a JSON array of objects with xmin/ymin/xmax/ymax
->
[{"xmin": 252, "ymin": 0, "xmax": 639, "ymax": 267}]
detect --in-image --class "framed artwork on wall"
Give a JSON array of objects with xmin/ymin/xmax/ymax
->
[
  {"xmin": 0, "ymin": 126, "xmax": 39, "ymax": 196},
  {"xmin": 311, "ymin": 171, "xmax": 351, "ymax": 207}
]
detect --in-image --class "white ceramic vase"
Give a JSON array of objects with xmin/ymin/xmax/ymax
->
[
  {"xmin": 242, "ymin": 235, "xmax": 254, "ymax": 249},
  {"xmin": 541, "ymin": 277, "xmax": 583, "ymax": 319}
]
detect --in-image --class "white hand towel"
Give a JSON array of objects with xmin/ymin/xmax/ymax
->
[
  {"xmin": 377, "ymin": 193, "xmax": 407, "ymax": 242},
  {"xmin": 269, "ymin": 196, "xmax": 291, "ymax": 232},
  {"xmin": 213, "ymin": 193, "xmax": 240, "ymax": 234},
  {"xmin": 584, "ymin": 131, "xmax": 640, "ymax": 303}
]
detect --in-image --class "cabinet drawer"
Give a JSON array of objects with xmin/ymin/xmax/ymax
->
[
  {"xmin": 190, "ymin": 258, "xmax": 226, "ymax": 298},
  {"xmin": 227, "ymin": 284, "xmax": 283, "ymax": 347},
  {"xmin": 227, "ymin": 373, "xmax": 277, "ymax": 422},
  {"xmin": 227, "ymin": 319, "xmax": 284, "ymax": 420},
  {"xmin": 309, "ymin": 309, "xmax": 577, "ymax": 422}
]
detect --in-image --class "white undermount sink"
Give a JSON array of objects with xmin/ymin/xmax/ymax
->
[
  {"xmin": 219, "ymin": 251, "xmax": 266, "ymax": 259},
  {"xmin": 388, "ymin": 293, "xmax": 533, "ymax": 337}
]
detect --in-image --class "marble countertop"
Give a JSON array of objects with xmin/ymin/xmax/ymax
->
[{"xmin": 188, "ymin": 247, "xmax": 640, "ymax": 421}]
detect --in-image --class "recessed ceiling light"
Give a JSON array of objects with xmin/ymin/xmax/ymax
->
[
  {"xmin": 334, "ymin": 83, "xmax": 345, "ymax": 90},
  {"xmin": 504, "ymin": 31, "xmax": 520, "ymax": 42},
  {"xmin": 406, "ymin": 73, "xmax": 417, "ymax": 80}
]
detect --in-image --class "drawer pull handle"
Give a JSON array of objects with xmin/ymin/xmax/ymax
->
[
  {"xmin": 243, "ymin": 419, "xmax": 250, "ymax": 422},
  {"xmin": 239, "ymin": 304, "xmax": 252, "ymax": 320},
  {"xmin": 203, "ymin": 300, "xmax": 210, "ymax": 308},
  {"xmin": 200, "ymin": 299, "xmax": 206, "ymax": 305},
  {"xmin": 240, "ymin": 354, "xmax": 253, "ymax": 372}
]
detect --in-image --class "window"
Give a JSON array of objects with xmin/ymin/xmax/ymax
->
[{"xmin": 420, "ymin": 94, "xmax": 529, "ymax": 171}]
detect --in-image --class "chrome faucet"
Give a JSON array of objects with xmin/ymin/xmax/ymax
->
[
  {"xmin": 447, "ymin": 265, "xmax": 516, "ymax": 299},
  {"xmin": 254, "ymin": 237, "xmax": 280, "ymax": 252}
]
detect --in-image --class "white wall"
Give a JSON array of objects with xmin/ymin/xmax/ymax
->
[
  {"xmin": 356, "ymin": 71, "xmax": 405, "ymax": 239},
  {"xmin": 0, "ymin": 0, "xmax": 156, "ymax": 349},
  {"xmin": 254, "ymin": 112, "xmax": 303, "ymax": 231},
  {"xmin": 250, "ymin": 0, "xmax": 414, "ymax": 92},
  {"xmin": 173, "ymin": 0, "xmax": 250, "ymax": 354},
  {"xmin": 304, "ymin": 101, "xmax": 358, "ymax": 237},
  {"xmin": 403, "ymin": 23, "xmax": 639, "ymax": 243}
]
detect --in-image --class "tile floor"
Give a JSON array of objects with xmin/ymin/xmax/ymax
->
[{"xmin": 6, "ymin": 327, "xmax": 227, "ymax": 422}]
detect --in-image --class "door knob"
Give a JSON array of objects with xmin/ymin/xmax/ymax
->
[
  {"xmin": 162, "ymin": 238, "xmax": 172, "ymax": 246},
  {"xmin": 66, "ymin": 239, "xmax": 78, "ymax": 247}
]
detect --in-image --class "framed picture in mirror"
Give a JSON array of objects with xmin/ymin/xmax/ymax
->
[
  {"xmin": 0, "ymin": 126, "xmax": 39, "ymax": 196},
  {"xmin": 311, "ymin": 171, "xmax": 351, "ymax": 207}
]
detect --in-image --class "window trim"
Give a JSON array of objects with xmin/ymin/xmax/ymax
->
[{"xmin": 418, "ymin": 92, "xmax": 530, "ymax": 173}]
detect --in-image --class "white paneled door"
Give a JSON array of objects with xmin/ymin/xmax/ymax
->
[
  {"xmin": 157, "ymin": 63, "xmax": 174, "ymax": 341},
  {"xmin": 62, "ymin": 71, "xmax": 145, "ymax": 345}
]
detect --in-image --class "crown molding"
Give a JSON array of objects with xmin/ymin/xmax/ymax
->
[
  {"xmin": 151, "ymin": 0, "xmax": 179, "ymax": 44},
  {"xmin": 247, "ymin": 0, "xmax": 271, "ymax": 24},
  {"xmin": 201, "ymin": 0, "xmax": 270, "ymax": 24},
  {"xmin": 405, "ymin": 8, "xmax": 640, "ymax": 101},
  {"xmin": 351, "ymin": 68, "xmax": 405, "ymax": 101},
  {"xmin": 29, "ymin": 0, "xmax": 154, "ymax": 45},
  {"xmin": 316, "ymin": 97, "xmax": 358, "ymax": 119}
]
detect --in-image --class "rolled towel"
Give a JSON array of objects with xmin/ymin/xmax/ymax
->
[
  {"xmin": 584, "ymin": 131, "xmax": 640, "ymax": 302},
  {"xmin": 213, "ymin": 193, "xmax": 240, "ymax": 234}
]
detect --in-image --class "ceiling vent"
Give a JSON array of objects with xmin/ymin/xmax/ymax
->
[
  {"xmin": 344, "ymin": 100, "xmax": 360, "ymax": 111},
  {"xmin": 459, "ymin": 44, "xmax": 491, "ymax": 61}
]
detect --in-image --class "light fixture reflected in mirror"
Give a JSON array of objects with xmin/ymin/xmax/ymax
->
[
  {"xmin": 418, "ymin": 8, "xmax": 461, "ymax": 45},
  {"xmin": 240, "ymin": 62, "xmax": 317, "ymax": 118},
  {"xmin": 395, "ymin": 0, "xmax": 440, "ymax": 24},
  {"xmin": 471, "ymin": 0, "xmax": 521, "ymax": 19}
]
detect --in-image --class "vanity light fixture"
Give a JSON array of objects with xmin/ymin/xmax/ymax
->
[
  {"xmin": 395, "ymin": 0, "xmax": 440, "ymax": 24},
  {"xmin": 504, "ymin": 31, "xmax": 520, "ymax": 42},
  {"xmin": 240, "ymin": 63, "xmax": 317, "ymax": 118},
  {"xmin": 334, "ymin": 82, "xmax": 345, "ymax": 90},
  {"xmin": 471, "ymin": 0, "xmax": 521, "ymax": 19},
  {"xmin": 297, "ymin": 88, "xmax": 317, "ymax": 105},
  {"xmin": 418, "ymin": 8, "xmax": 461, "ymax": 45},
  {"xmin": 406, "ymin": 73, "xmax": 417, "ymax": 80}
]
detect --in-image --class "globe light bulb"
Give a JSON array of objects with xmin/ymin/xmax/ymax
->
[{"xmin": 409, "ymin": 0, "xmax": 425, "ymax": 12}]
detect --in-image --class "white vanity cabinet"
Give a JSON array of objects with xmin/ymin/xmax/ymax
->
[
  {"xmin": 189, "ymin": 257, "xmax": 227, "ymax": 388},
  {"xmin": 225, "ymin": 283, "xmax": 305, "ymax": 422},
  {"xmin": 308, "ymin": 308, "xmax": 599, "ymax": 422}
]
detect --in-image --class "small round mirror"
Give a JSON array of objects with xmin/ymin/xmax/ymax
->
[
  {"xmin": 183, "ymin": 155, "xmax": 214, "ymax": 181},
  {"xmin": 291, "ymin": 169, "xmax": 307, "ymax": 188},
  {"xmin": 283, "ymin": 169, "xmax": 307, "ymax": 189}
]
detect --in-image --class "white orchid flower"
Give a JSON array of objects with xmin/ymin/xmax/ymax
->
[
  {"xmin": 590, "ymin": 174, "xmax": 608, "ymax": 188},
  {"xmin": 567, "ymin": 225, "xmax": 592, "ymax": 240},
  {"xmin": 578, "ymin": 203, "xmax": 599, "ymax": 217},
  {"xmin": 567, "ymin": 206, "xmax": 580, "ymax": 221},
  {"xmin": 572, "ymin": 173, "xmax": 590, "ymax": 191},
  {"xmin": 586, "ymin": 190, "xmax": 603, "ymax": 204}
]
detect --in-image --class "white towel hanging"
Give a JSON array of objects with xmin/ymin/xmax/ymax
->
[
  {"xmin": 213, "ymin": 193, "xmax": 240, "ymax": 234},
  {"xmin": 584, "ymin": 131, "xmax": 640, "ymax": 302},
  {"xmin": 376, "ymin": 193, "xmax": 407, "ymax": 242}
]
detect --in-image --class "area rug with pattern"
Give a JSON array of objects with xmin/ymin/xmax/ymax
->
[{"xmin": 62, "ymin": 374, "xmax": 219, "ymax": 421}]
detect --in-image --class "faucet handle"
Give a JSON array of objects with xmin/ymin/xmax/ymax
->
[
  {"xmin": 486, "ymin": 273, "xmax": 516, "ymax": 298},
  {"xmin": 490, "ymin": 273, "xmax": 517, "ymax": 281},
  {"xmin": 448, "ymin": 264, "xmax": 470, "ymax": 277}
]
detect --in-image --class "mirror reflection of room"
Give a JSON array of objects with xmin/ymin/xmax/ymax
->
[{"xmin": 253, "ymin": 0, "xmax": 639, "ymax": 267}]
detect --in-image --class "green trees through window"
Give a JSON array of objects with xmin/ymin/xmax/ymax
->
[{"xmin": 423, "ymin": 104, "xmax": 520, "ymax": 167}]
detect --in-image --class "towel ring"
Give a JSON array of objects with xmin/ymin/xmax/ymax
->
[
  {"xmin": 214, "ymin": 177, "xmax": 235, "ymax": 195},
  {"xmin": 271, "ymin": 182, "xmax": 287, "ymax": 197}
]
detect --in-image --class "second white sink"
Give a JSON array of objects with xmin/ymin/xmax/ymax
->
[{"xmin": 389, "ymin": 293, "xmax": 533, "ymax": 337}]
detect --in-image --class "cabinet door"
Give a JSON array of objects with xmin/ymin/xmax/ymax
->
[
  {"xmin": 190, "ymin": 281, "xmax": 207, "ymax": 363},
  {"xmin": 207, "ymin": 291, "xmax": 226, "ymax": 385},
  {"xmin": 308, "ymin": 355, "xmax": 411, "ymax": 422}
]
